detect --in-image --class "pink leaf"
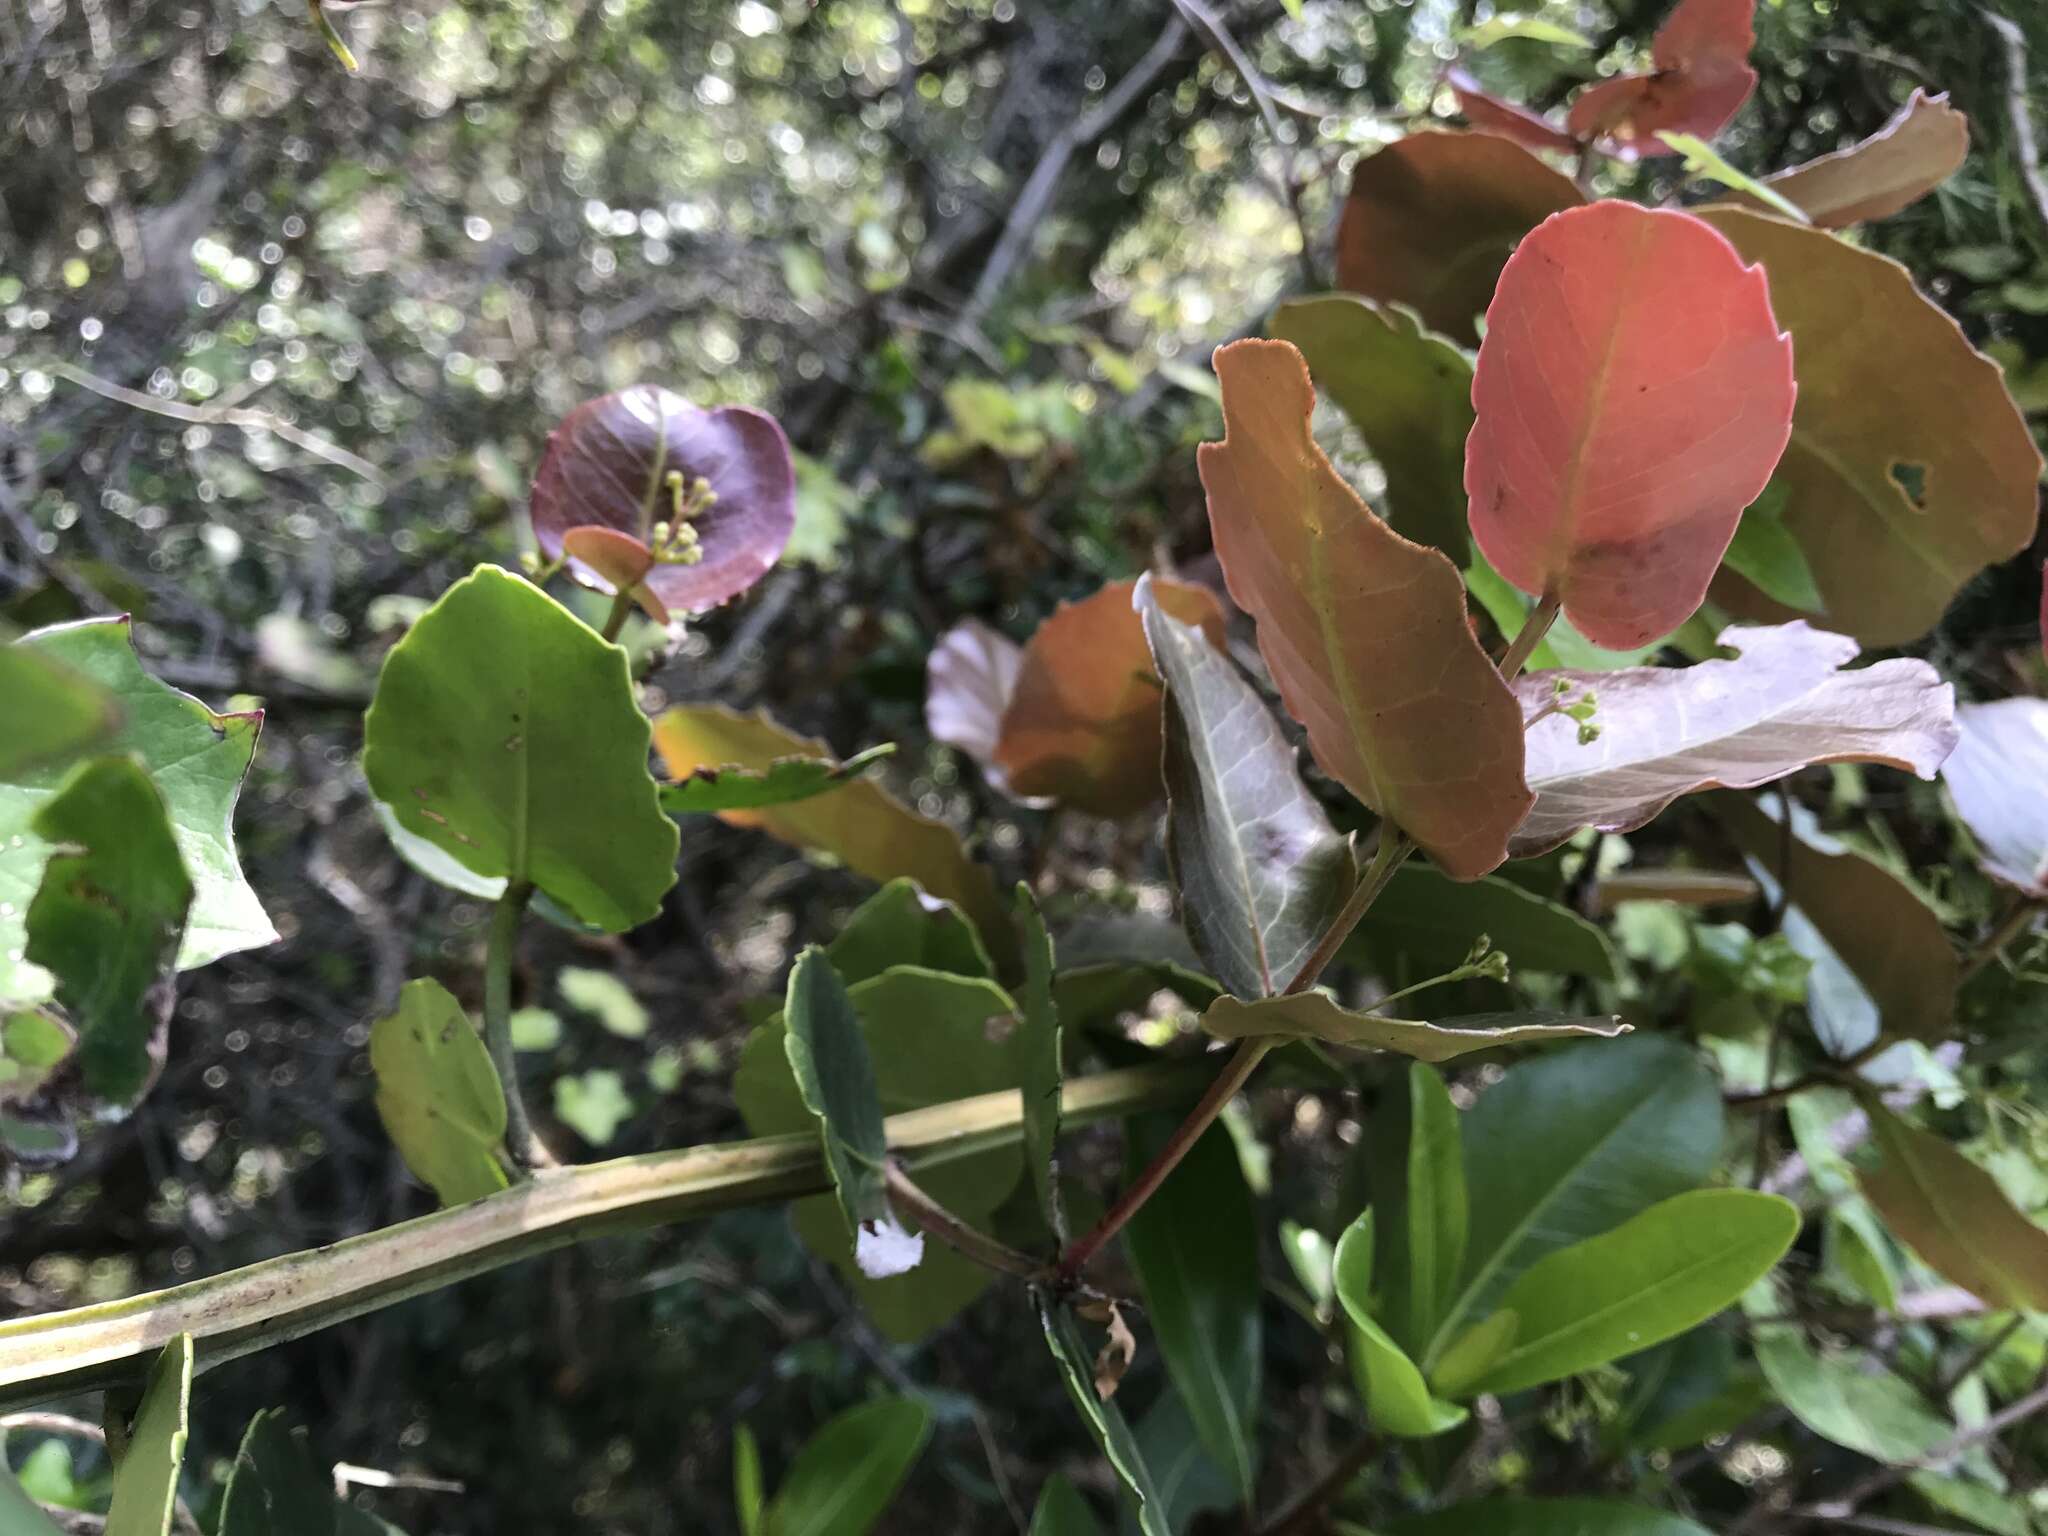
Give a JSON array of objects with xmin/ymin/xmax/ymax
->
[
  {"xmin": 1465, "ymin": 201, "xmax": 1795, "ymax": 649},
  {"xmin": 1447, "ymin": 69, "xmax": 1580, "ymax": 156},
  {"xmin": 1566, "ymin": 0, "xmax": 1757, "ymax": 158},
  {"xmin": 530, "ymin": 385, "xmax": 795, "ymax": 615}
]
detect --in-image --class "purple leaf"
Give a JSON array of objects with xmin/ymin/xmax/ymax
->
[
  {"xmin": 925, "ymin": 619, "xmax": 1027, "ymax": 787},
  {"xmin": 1944, "ymin": 699, "xmax": 2048, "ymax": 897}
]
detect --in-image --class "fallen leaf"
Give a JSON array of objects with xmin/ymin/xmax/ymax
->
[
  {"xmin": 1566, "ymin": 0, "xmax": 1757, "ymax": 158},
  {"xmin": 1466, "ymin": 201, "xmax": 1795, "ymax": 650},
  {"xmin": 1336, "ymin": 131, "xmax": 1584, "ymax": 346},
  {"xmin": 1201, "ymin": 339, "xmax": 1533, "ymax": 880},
  {"xmin": 1512, "ymin": 622, "xmax": 1956, "ymax": 856}
]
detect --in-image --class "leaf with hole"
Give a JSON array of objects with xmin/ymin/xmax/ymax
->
[
  {"xmin": 1512, "ymin": 622, "xmax": 1956, "ymax": 857},
  {"xmin": 370, "ymin": 979, "xmax": 508, "ymax": 1206},
  {"xmin": 1136, "ymin": 574, "xmax": 1356, "ymax": 998},
  {"xmin": 1201, "ymin": 340, "xmax": 1532, "ymax": 879},
  {"xmin": 1466, "ymin": 202, "xmax": 1794, "ymax": 649},
  {"xmin": 363, "ymin": 565, "xmax": 678, "ymax": 933},
  {"xmin": 530, "ymin": 385, "xmax": 795, "ymax": 617}
]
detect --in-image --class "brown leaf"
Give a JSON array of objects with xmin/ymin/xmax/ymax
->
[
  {"xmin": 1201, "ymin": 340, "xmax": 1533, "ymax": 880},
  {"xmin": 530, "ymin": 385, "xmax": 795, "ymax": 615},
  {"xmin": 925, "ymin": 619, "xmax": 1028, "ymax": 789},
  {"xmin": 1091, "ymin": 1301, "xmax": 1138, "ymax": 1402},
  {"xmin": 1861, "ymin": 1103, "xmax": 2048, "ymax": 1312},
  {"xmin": 1201, "ymin": 992, "xmax": 1626, "ymax": 1061},
  {"xmin": 1753, "ymin": 90, "xmax": 1969, "ymax": 228},
  {"xmin": 1447, "ymin": 68, "xmax": 1579, "ymax": 156},
  {"xmin": 992, "ymin": 577, "xmax": 1224, "ymax": 819},
  {"xmin": 1335, "ymin": 131, "xmax": 1584, "ymax": 346},
  {"xmin": 1942, "ymin": 699, "xmax": 2048, "ymax": 897},
  {"xmin": 1698, "ymin": 209, "xmax": 2045, "ymax": 646},
  {"xmin": 1511, "ymin": 622, "xmax": 1956, "ymax": 857},
  {"xmin": 1566, "ymin": 0, "xmax": 1757, "ymax": 159},
  {"xmin": 651, "ymin": 705, "xmax": 1014, "ymax": 968}
]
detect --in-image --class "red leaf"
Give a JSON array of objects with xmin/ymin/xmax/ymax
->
[
  {"xmin": 560, "ymin": 526, "xmax": 669, "ymax": 624},
  {"xmin": 530, "ymin": 385, "xmax": 795, "ymax": 615},
  {"xmin": 1336, "ymin": 132, "xmax": 1584, "ymax": 347},
  {"xmin": 1566, "ymin": 0, "xmax": 1756, "ymax": 158},
  {"xmin": 1447, "ymin": 69, "xmax": 1579, "ymax": 156},
  {"xmin": 1200, "ymin": 340, "xmax": 1533, "ymax": 880},
  {"xmin": 1465, "ymin": 201, "xmax": 1795, "ymax": 649}
]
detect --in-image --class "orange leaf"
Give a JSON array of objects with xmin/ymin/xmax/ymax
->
[
  {"xmin": 1200, "ymin": 339, "xmax": 1532, "ymax": 881},
  {"xmin": 1466, "ymin": 201, "xmax": 1794, "ymax": 649},
  {"xmin": 993, "ymin": 577, "xmax": 1224, "ymax": 818}
]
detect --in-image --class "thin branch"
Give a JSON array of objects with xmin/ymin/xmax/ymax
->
[
  {"xmin": 1281, "ymin": 829, "xmax": 1414, "ymax": 999},
  {"xmin": 884, "ymin": 1161, "xmax": 1045, "ymax": 1280},
  {"xmin": 1984, "ymin": 10, "xmax": 2048, "ymax": 245},
  {"xmin": 1256, "ymin": 1429, "xmax": 1378, "ymax": 1536},
  {"xmin": 1933, "ymin": 1314, "xmax": 2023, "ymax": 1398},
  {"xmin": 1798, "ymin": 1379, "xmax": 2048, "ymax": 1523},
  {"xmin": 484, "ymin": 882, "xmax": 553, "ymax": 1171},
  {"xmin": 47, "ymin": 362, "xmax": 387, "ymax": 487}
]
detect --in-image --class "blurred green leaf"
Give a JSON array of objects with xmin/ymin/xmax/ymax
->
[
  {"xmin": 660, "ymin": 743, "xmax": 893, "ymax": 816},
  {"xmin": 1391, "ymin": 1500, "xmax": 1711, "ymax": 1535},
  {"xmin": 1721, "ymin": 488, "xmax": 1826, "ymax": 613},
  {"xmin": 370, "ymin": 979, "xmax": 508, "ymax": 1206},
  {"xmin": 1350, "ymin": 864, "xmax": 1617, "ymax": 983},
  {"xmin": 105, "ymin": 1335, "xmax": 192, "ymax": 1536},
  {"xmin": 763, "ymin": 1397, "xmax": 930, "ymax": 1536},
  {"xmin": 557, "ymin": 966, "xmax": 649, "ymax": 1039},
  {"xmin": 1029, "ymin": 1475, "xmax": 1103, "ymax": 1535},
  {"xmin": 553, "ymin": 1070, "xmax": 634, "ymax": 1148},
  {"xmin": 0, "ymin": 639, "xmax": 116, "ymax": 778}
]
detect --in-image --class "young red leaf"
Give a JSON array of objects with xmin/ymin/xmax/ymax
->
[
  {"xmin": 1336, "ymin": 132, "xmax": 1584, "ymax": 346},
  {"xmin": 1943, "ymin": 699, "xmax": 2048, "ymax": 898},
  {"xmin": 1201, "ymin": 339, "xmax": 1533, "ymax": 880},
  {"xmin": 559, "ymin": 526, "xmax": 668, "ymax": 623},
  {"xmin": 924, "ymin": 619, "xmax": 1028, "ymax": 793},
  {"xmin": 992, "ymin": 577, "xmax": 1225, "ymax": 819},
  {"xmin": 1511, "ymin": 622, "xmax": 1955, "ymax": 857},
  {"xmin": 1749, "ymin": 90, "xmax": 1969, "ymax": 228},
  {"xmin": 530, "ymin": 385, "xmax": 795, "ymax": 615},
  {"xmin": 1446, "ymin": 69, "xmax": 1579, "ymax": 156},
  {"xmin": 1466, "ymin": 201, "xmax": 1795, "ymax": 650},
  {"xmin": 1566, "ymin": 0, "xmax": 1757, "ymax": 158}
]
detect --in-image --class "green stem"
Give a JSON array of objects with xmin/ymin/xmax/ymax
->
[
  {"xmin": 1283, "ymin": 830, "xmax": 1414, "ymax": 997},
  {"xmin": 598, "ymin": 589, "xmax": 637, "ymax": 644},
  {"xmin": 0, "ymin": 1062, "xmax": 1208, "ymax": 1411},
  {"xmin": 1498, "ymin": 590, "xmax": 1562, "ymax": 683},
  {"xmin": 485, "ymin": 882, "xmax": 551, "ymax": 1171}
]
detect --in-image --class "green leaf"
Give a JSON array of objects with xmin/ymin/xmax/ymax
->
[
  {"xmin": 1201, "ymin": 993, "xmax": 1624, "ymax": 1061},
  {"xmin": 369, "ymin": 979, "xmax": 508, "ymax": 1206},
  {"xmin": 1016, "ymin": 885, "xmax": 1065, "ymax": 1240},
  {"xmin": 762, "ymin": 1397, "xmax": 930, "ymax": 1536},
  {"xmin": 1616, "ymin": 1330, "xmax": 1772, "ymax": 1455},
  {"xmin": 105, "ymin": 1335, "xmax": 193, "ymax": 1536},
  {"xmin": 556, "ymin": 966, "xmax": 649, "ymax": 1039},
  {"xmin": 24, "ymin": 757, "xmax": 191, "ymax": 1107},
  {"xmin": 1430, "ymin": 1310, "xmax": 1519, "ymax": 1397},
  {"xmin": 1434, "ymin": 1034, "xmax": 1723, "ymax": 1364},
  {"xmin": 660, "ymin": 743, "xmax": 894, "ymax": 815},
  {"xmin": 220, "ymin": 1408, "xmax": 409, "ymax": 1536},
  {"xmin": 1125, "ymin": 1121, "xmax": 1261, "ymax": 1503},
  {"xmin": 1859, "ymin": 1103, "xmax": 2048, "ymax": 1311},
  {"xmin": 1136, "ymin": 574, "xmax": 1357, "ymax": 998},
  {"xmin": 1270, "ymin": 295, "xmax": 1475, "ymax": 558},
  {"xmin": 1748, "ymin": 1295, "xmax": 1952, "ymax": 1463},
  {"xmin": 781, "ymin": 948, "xmax": 912, "ymax": 1275},
  {"xmin": 1389, "ymin": 1500, "xmax": 1712, "ymax": 1536},
  {"xmin": 1447, "ymin": 1190, "xmax": 1799, "ymax": 1397},
  {"xmin": 735, "ymin": 966, "xmax": 1023, "ymax": 1340},
  {"xmin": 1721, "ymin": 487, "xmax": 1825, "ymax": 612},
  {"xmin": 0, "ymin": 639, "xmax": 116, "ymax": 778},
  {"xmin": 1458, "ymin": 14, "xmax": 1592, "ymax": 48},
  {"xmin": 1029, "ymin": 1475, "xmax": 1103, "ymax": 1536},
  {"xmin": 0, "ymin": 1466, "xmax": 64, "ymax": 1536},
  {"xmin": 363, "ymin": 565, "xmax": 678, "ymax": 933},
  {"xmin": 653, "ymin": 705, "xmax": 1013, "ymax": 969},
  {"xmin": 2, "ymin": 616, "xmax": 269, "ymax": 991},
  {"xmin": 509, "ymin": 1006, "xmax": 562, "ymax": 1052},
  {"xmin": 553, "ymin": 1069, "xmax": 634, "ymax": 1147},
  {"xmin": 734, "ymin": 1424, "xmax": 764, "ymax": 1536},
  {"xmin": 1658, "ymin": 133, "xmax": 1810, "ymax": 222},
  {"xmin": 826, "ymin": 878, "xmax": 992, "ymax": 985},
  {"xmin": 1400, "ymin": 1065, "xmax": 1466, "ymax": 1350},
  {"xmin": 1036, "ymin": 1295, "xmax": 1172, "ymax": 1536},
  {"xmin": 1334, "ymin": 1212, "xmax": 1467, "ymax": 1438},
  {"xmin": 1350, "ymin": 864, "xmax": 1618, "ymax": 982}
]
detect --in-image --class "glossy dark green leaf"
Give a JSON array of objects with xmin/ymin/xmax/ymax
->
[
  {"xmin": 1618, "ymin": 1330, "xmax": 1772, "ymax": 1454},
  {"xmin": 0, "ymin": 640, "xmax": 116, "ymax": 778},
  {"xmin": 1130, "ymin": 1385, "xmax": 1239, "ymax": 1534},
  {"xmin": 1029, "ymin": 1474, "xmax": 1103, "ymax": 1536},
  {"xmin": 1270, "ymin": 295, "xmax": 1474, "ymax": 558},
  {"xmin": 1036, "ymin": 1294, "xmax": 1172, "ymax": 1536},
  {"xmin": 369, "ymin": 979, "xmax": 508, "ymax": 1206},
  {"xmin": 1389, "ymin": 1499, "xmax": 1713, "ymax": 1536},
  {"xmin": 762, "ymin": 1397, "xmax": 930, "ymax": 1536},
  {"xmin": 1125, "ymin": 1121, "xmax": 1261, "ymax": 1502},
  {"xmin": 1447, "ymin": 1190, "xmax": 1799, "ymax": 1397},
  {"xmin": 2, "ymin": 616, "xmax": 269, "ymax": 1004},
  {"xmin": 104, "ymin": 1334, "xmax": 192, "ymax": 1536},
  {"xmin": 1433, "ymin": 1035, "xmax": 1722, "ymax": 1365},
  {"xmin": 826, "ymin": 878, "xmax": 993, "ymax": 984},
  {"xmin": 1349, "ymin": 864, "xmax": 1618, "ymax": 982},
  {"xmin": 782, "ymin": 948, "xmax": 914, "ymax": 1276},
  {"xmin": 1016, "ymin": 884, "xmax": 1065, "ymax": 1239},
  {"xmin": 363, "ymin": 565, "xmax": 678, "ymax": 933},
  {"xmin": 1135, "ymin": 573, "xmax": 1355, "ymax": 998},
  {"xmin": 1201, "ymin": 993, "xmax": 1624, "ymax": 1061},
  {"xmin": 1860, "ymin": 1103, "xmax": 2048, "ymax": 1312},
  {"xmin": 25, "ymin": 757, "xmax": 191, "ymax": 1107},
  {"xmin": 1400, "ymin": 1064, "xmax": 1466, "ymax": 1351},
  {"xmin": 1334, "ymin": 1212, "xmax": 1467, "ymax": 1438},
  {"xmin": 734, "ymin": 1424, "xmax": 764, "ymax": 1536},
  {"xmin": 660, "ymin": 743, "xmax": 893, "ymax": 815},
  {"xmin": 1748, "ymin": 1296, "xmax": 1951, "ymax": 1463}
]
